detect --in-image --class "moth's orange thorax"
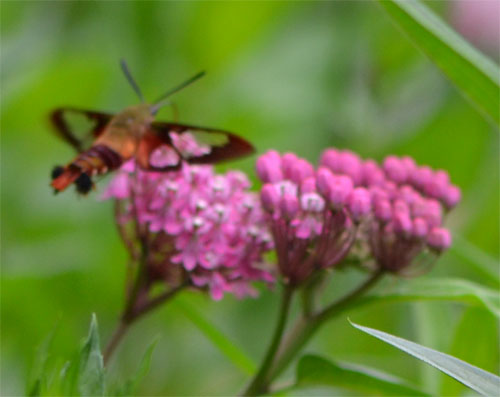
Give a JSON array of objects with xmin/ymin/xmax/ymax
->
[{"xmin": 95, "ymin": 104, "xmax": 154, "ymax": 159}]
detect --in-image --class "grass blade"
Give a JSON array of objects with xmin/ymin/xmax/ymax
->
[
  {"xmin": 356, "ymin": 277, "xmax": 500, "ymax": 318},
  {"xmin": 351, "ymin": 321, "xmax": 500, "ymax": 396},
  {"xmin": 173, "ymin": 297, "xmax": 257, "ymax": 375},
  {"xmin": 378, "ymin": 0, "xmax": 500, "ymax": 125}
]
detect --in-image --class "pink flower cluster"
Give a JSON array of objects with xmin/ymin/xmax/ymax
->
[
  {"xmin": 104, "ymin": 161, "xmax": 273, "ymax": 300},
  {"xmin": 256, "ymin": 148, "xmax": 460, "ymax": 280}
]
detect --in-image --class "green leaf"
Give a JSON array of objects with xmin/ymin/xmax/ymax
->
[
  {"xmin": 60, "ymin": 355, "xmax": 81, "ymax": 396},
  {"xmin": 350, "ymin": 321, "xmax": 500, "ymax": 396},
  {"xmin": 357, "ymin": 277, "xmax": 500, "ymax": 318},
  {"xmin": 120, "ymin": 338, "xmax": 159, "ymax": 396},
  {"xmin": 173, "ymin": 296, "xmax": 257, "ymax": 375},
  {"xmin": 78, "ymin": 313, "xmax": 105, "ymax": 396},
  {"xmin": 441, "ymin": 308, "xmax": 499, "ymax": 396},
  {"xmin": 449, "ymin": 234, "xmax": 500, "ymax": 286},
  {"xmin": 294, "ymin": 354, "xmax": 429, "ymax": 396},
  {"xmin": 27, "ymin": 323, "xmax": 58, "ymax": 396},
  {"xmin": 377, "ymin": 0, "xmax": 500, "ymax": 125}
]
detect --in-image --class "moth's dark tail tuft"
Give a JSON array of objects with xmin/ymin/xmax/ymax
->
[
  {"xmin": 75, "ymin": 173, "xmax": 93, "ymax": 195},
  {"xmin": 51, "ymin": 166, "xmax": 82, "ymax": 193},
  {"xmin": 51, "ymin": 165, "xmax": 65, "ymax": 180}
]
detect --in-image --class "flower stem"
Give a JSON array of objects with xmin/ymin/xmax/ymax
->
[
  {"xmin": 242, "ymin": 284, "xmax": 295, "ymax": 396},
  {"xmin": 267, "ymin": 270, "xmax": 385, "ymax": 384},
  {"xmin": 103, "ymin": 280, "xmax": 187, "ymax": 366},
  {"xmin": 103, "ymin": 319, "xmax": 130, "ymax": 365}
]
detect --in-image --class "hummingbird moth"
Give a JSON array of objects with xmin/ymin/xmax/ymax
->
[{"xmin": 50, "ymin": 61, "xmax": 255, "ymax": 195}]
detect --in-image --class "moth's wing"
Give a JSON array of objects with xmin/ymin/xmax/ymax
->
[
  {"xmin": 151, "ymin": 121, "xmax": 255, "ymax": 164},
  {"xmin": 136, "ymin": 131, "xmax": 182, "ymax": 172},
  {"xmin": 50, "ymin": 107, "xmax": 113, "ymax": 152}
]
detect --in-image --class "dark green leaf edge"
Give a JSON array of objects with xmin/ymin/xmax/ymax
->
[{"xmin": 293, "ymin": 354, "xmax": 430, "ymax": 396}]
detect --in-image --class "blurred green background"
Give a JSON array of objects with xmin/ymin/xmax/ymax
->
[{"xmin": 1, "ymin": 1, "xmax": 498, "ymax": 396}]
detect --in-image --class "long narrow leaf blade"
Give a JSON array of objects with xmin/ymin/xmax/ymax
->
[
  {"xmin": 378, "ymin": 0, "xmax": 500, "ymax": 125},
  {"xmin": 450, "ymin": 234, "xmax": 500, "ymax": 285},
  {"xmin": 295, "ymin": 354, "xmax": 429, "ymax": 396},
  {"xmin": 351, "ymin": 321, "xmax": 500, "ymax": 396},
  {"xmin": 173, "ymin": 297, "xmax": 257, "ymax": 375},
  {"xmin": 357, "ymin": 277, "xmax": 500, "ymax": 318}
]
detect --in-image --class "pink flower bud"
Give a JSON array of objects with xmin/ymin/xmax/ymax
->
[
  {"xmin": 261, "ymin": 184, "xmax": 280, "ymax": 212},
  {"xmin": 301, "ymin": 177, "xmax": 317, "ymax": 194},
  {"xmin": 281, "ymin": 194, "xmax": 299, "ymax": 218},
  {"xmin": 399, "ymin": 185, "xmax": 419, "ymax": 205},
  {"xmin": 348, "ymin": 187, "xmax": 371, "ymax": 220},
  {"xmin": 289, "ymin": 159, "xmax": 314, "ymax": 184},
  {"xmin": 413, "ymin": 198, "xmax": 442, "ymax": 227},
  {"xmin": 370, "ymin": 186, "xmax": 389, "ymax": 205},
  {"xmin": 281, "ymin": 152, "xmax": 299, "ymax": 179},
  {"xmin": 320, "ymin": 148, "xmax": 340, "ymax": 170},
  {"xmin": 412, "ymin": 217, "xmax": 428, "ymax": 238},
  {"xmin": 443, "ymin": 185, "xmax": 461, "ymax": 208},
  {"xmin": 383, "ymin": 181, "xmax": 398, "ymax": 199},
  {"xmin": 424, "ymin": 172, "xmax": 448, "ymax": 199},
  {"xmin": 374, "ymin": 198, "xmax": 392, "ymax": 222},
  {"xmin": 427, "ymin": 227, "xmax": 452, "ymax": 251},
  {"xmin": 363, "ymin": 160, "xmax": 386, "ymax": 186},
  {"xmin": 316, "ymin": 167, "xmax": 335, "ymax": 197},
  {"xmin": 393, "ymin": 199, "xmax": 410, "ymax": 216},
  {"xmin": 339, "ymin": 151, "xmax": 363, "ymax": 185},
  {"xmin": 329, "ymin": 175, "xmax": 354, "ymax": 208},
  {"xmin": 383, "ymin": 156, "xmax": 407, "ymax": 184},
  {"xmin": 411, "ymin": 166, "xmax": 433, "ymax": 189},
  {"xmin": 256, "ymin": 151, "xmax": 283, "ymax": 183},
  {"xmin": 393, "ymin": 211, "xmax": 412, "ymax": 235},
  {"xmin": 401, "ymin": 156, "xmax": 417, "ymax": 176}
]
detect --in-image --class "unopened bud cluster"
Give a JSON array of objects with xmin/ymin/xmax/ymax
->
[{"xmin": 256, "ymin": 148, "xmax": 460, "ymax": 281}]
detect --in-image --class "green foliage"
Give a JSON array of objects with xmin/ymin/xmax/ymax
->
[
  {"xmin": 25, "ymin": 315, "xmax": 159, "ymax": 396},
  {"xmin": 378, "ymin": 0, "xmax": 500, "ymax": 125},
  {"xmin": 27, "ymin": 322, "xmax": 58, "ymax": 396},
  {"xmin": 440, "ymin": 308, "xmax": 499, "ymax": 396},
  {"xmin": 113, "ymin": 338, "xmax": 159, "ymax": 396},
  {"xmin": 357, "ymin": 277, "xmax": 500, "ymax": 318},
  {"xmin": 78, "ymin": 314, "xmax": 105, "ymax": 396},
  {"xmin": 173, "ymin": 295, "xmax": 257, "ymax": 375},
  {"xmin": 351, "ymin": 321, "xmax": 500, "ymax": 396},
  {"xmin": 286, "ymin": 354, "xmax": 429, "ymax": 396},
  {"xmin": 449, "ymin": 234, "xmax": 500, "ymax": 286}
]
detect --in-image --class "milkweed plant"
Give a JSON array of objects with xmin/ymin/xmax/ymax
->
[
  {"xmin": 31, "ymin": 143, "xmax": 500, "ymax": 397},
  {"xmin": 92, "ymin": 146, "xmax": 461, "ymax": 394}
]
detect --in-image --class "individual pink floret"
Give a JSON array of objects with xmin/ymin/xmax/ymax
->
[
  {"xmin": 427, "ymin": 227, "xmax": 452, "ymax": 251},
  {"xmin": 348, "ymin": 187, "xmax": 371, "ymax": 221}
]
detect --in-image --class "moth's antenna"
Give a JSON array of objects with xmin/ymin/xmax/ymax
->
[
  {"xmin": 120, "ymin": 59, "xmax": 145, "ymax": 103},
  {"xmin": 151, "ymin": 71, "xmax": 205, "ymax": 114}
]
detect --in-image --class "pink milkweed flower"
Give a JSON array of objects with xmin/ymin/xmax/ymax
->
[
  {"xmin": 365, "ymin": 157, "xmax": 460, "ymax": 274},
  {"xmin": 256, "ymin": 148, "xmax": 461, "ymax": 281},
  {"xmin": 104, "ymin": 161, "xmax": 274, "ymax": 301},
  {"xmin": 257, "ymin": 151, "xmax": 360, "ymax": 285}
]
